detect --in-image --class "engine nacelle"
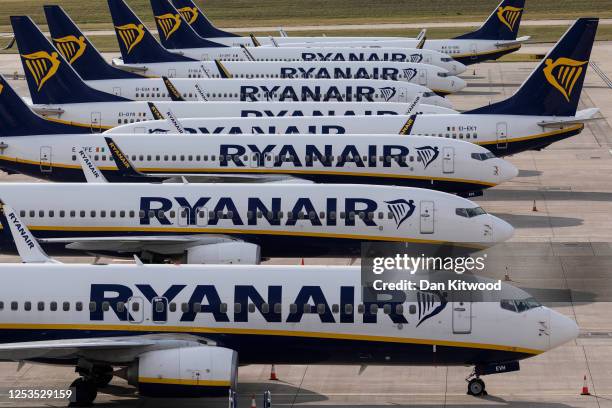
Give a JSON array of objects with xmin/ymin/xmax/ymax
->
[
  {"xmin": 186, "ymin": 242, "xmax": 261, "ymax": 264},
  {"xmin": 128, "ymin": 346, "xmax": 238, "ymax": 397}
]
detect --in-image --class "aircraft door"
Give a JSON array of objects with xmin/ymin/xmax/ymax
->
[
  {"xmin": 442, "ymin": 147, "xmax": 455, "ymax": 174},
  {"xmin": 398, "ymin": 88, "xmax": 407, "ymax": 102},
  {"xmin": 40, "ymin": 146, "xmax": 52, "ymax": 173},
  {"xmin": 90, "ymin": 112, "xmax": 102, "ymax": 133},
  {"xmin": 167, "ymin": 69, "xmax": 177, "ymax": 78},
  {"xmin": 496, "ymin": 122, "xmax": 508, "ymax": 150},
  {"xmin": 152, "ymin": 297, "xmax": 168, "ymax": 323},
  {"xmin": 420, "ymin": 201, "xmax": 434, "ymax": 234},
  {"xmin": 452, "ymin": 299, "xmax": 472, "ymax": 334},
  {"xmin": 418, "ymin": 70, "xmax": 427, "ymax": 85},
  {"xmin": 128, "ymin": 296, "xmax": 145, "ymax": 323},
  {"xmin": 470, "ymin": 43, "xmax": 478, "ymax": 60},
  {"xmin": 112, "ymin": 87, "xmax": 122, "ymax": 96}
]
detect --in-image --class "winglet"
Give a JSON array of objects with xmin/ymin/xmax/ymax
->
[
  {"xmin": 148, "ymin": 102, "xmax": 166, "ymax": 120},
  {"xmin": 399, "ymin": 114, "xmax": 418, "ymax": 135},
  {"xmin": 162, "ymin": 76, "xmax": 186, "ymax": 101},
  {"xmin": 76, "ymin": 149, "xmax": 108, "ymax": 183},
  {"xmin": 104, "ymin": 137, "xmax": 146, "ymax": 178},
  {"xmin": 415, "ymin": 29, "xmax": 427, "ymax": 49},
  {"xmin": 249, "ymin": 34, "xmax": 261, "ymax": 47},
  {"xmin": 0, "ymin": 202, "xmax": 58, "ymax": 263},
  {"xmin": 214, "ymin": 59, "xmax": 232, "ymax": 78},
  {"xmin": 279, "ymin": 28, "xmax": 288, "ymax": 38}
]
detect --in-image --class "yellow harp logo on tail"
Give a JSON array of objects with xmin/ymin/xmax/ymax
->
[
  {"xmin": 155, "ymin": 13, "xmax": 182, "ymax": 40},
  {"xmin": 53, "ymin": 35, "xmax": 87, "ymax": 64},
  {"xmin": 543, "ymin": 57, "xmax": 588, "ymax": 102},
  {"xmin": 177, "ymin": 6, "xmax": 199, "ymax": 25},
  {"xmin": 21, "ymin": 51, "xmax": 61, "ymax": 91},
  {"xmin": 0, "ymin": 84, "xmax": 4, "ymax": 95},
  {"xmin": 115, "ymin": 24, "xmax": 145, "ymax": 54},
  {"xmin": 496, "ymin": 6, "xmax": 523, "ymax": 31}
]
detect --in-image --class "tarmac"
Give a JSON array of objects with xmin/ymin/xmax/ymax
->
[{"xmin": 0, "ymin": 42, "xmax": 611, "ymax": 407}]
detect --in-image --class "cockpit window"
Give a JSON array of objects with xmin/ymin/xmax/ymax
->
[
  {"xmin": 422, "ymin": 92, "xmax": 435, "ymax": 97},
  {"xmin": 471, "ymin": 152, "xmax": 496, "ymax": 161},
  {"xmin": 501, "ymin": 297, "xmax": 542, "ymax": 313},
  {"xmin": 441, "ymin": 57, "xmax": 453, "ymax": 62},
  {"xmin": 437, "ymin": 72, "xmax": 449, "ymax": 78},
  {"xmin": 456, "ymin": 207, "xmax": 487, "ymax": 218}
]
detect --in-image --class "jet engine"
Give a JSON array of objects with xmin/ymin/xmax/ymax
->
[
  {"xmin": 186, "ymin": 242, "xmax": 261, "ymax": 264},
  {"xmin": 127, "ymin": 346, "xmax": 238, "ymax": 397}
]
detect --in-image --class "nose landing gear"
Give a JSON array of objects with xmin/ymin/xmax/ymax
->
[{"xmin": 466, "ymin": 370, "xmax": 488, "ymax": 396}]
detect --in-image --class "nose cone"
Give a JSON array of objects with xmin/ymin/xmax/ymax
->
[
  {"xmin": 549, "ymin": 309, "xmax": 579, "ymax": 349},
  {"xmin": 491, "ymin": 215, "xmax": 514, "ymax": 243},
  {"xmin": 497, "ymin": 159, "xmax": 519, "ymax": 183},
  {"xmin": 451, "ymin": 76, "xmax": 467, "ymax": 92},
  {"xmin": 452, "ymin": 61, "xmax": 467, "ymax": 75}
]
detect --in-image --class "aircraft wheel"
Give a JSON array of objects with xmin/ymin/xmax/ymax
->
[
  {"xmin": 69, "ymin": 377, "xmax": 98, "ymax": 407},
  {"xmin": 467, "ymin": 378, "xmax": 487, "ymax": 396},
  {"xmin": 93, "ymin": 366, "xmax": 114, "ymax": 388}
]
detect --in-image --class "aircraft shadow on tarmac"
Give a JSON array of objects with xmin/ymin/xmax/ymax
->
[
  {"xmin": 493, "ymin": 213, "xmax": 583, "ymax": 228},
  {"xmin": 517, "ymin": 170, "xmax": 543, "ymax": 177},
  {"xmin": 90, "ymin": 381, "xmax": 583, "ymax": 408}
]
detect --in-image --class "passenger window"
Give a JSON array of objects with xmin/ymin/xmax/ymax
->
[
  {"xmin": 234, "ymin": 303, "xmax": 242, "ymax": 314},
  {"xmin": 24, "ymin": 301, "xmax": 31, "ymax": 311},
  {"xmin": 117, "ymin": 302, "xmax": 125, "ymax": 313},
  {"xmin": 132, "ymin": 302, "xmax": 140, "ymax": 312},
  {"xmin": 289, "ymin": 303, "xmax": 297, "ymax": 314},
  {"xmin": 248, "ymin": 303, "xmax": 256, "ymax": 313},
  {"xmin": 11, "ymin": 301, "xmax": 18, "ymax": 311},
  {"xmin": 274, "ymin": 303, "xmax": 282, "ymax": 314},
  {"xmin": 76, "ymin": 302, "xmax": 83, "ymax": 311},
  {"xmin": 0, "ymin": 301, "xmax": 3, "ymax": 311},
  {"xmin": 169, "ymin": 303, "xmax": 176, "ymax": 312},
  {"xmin": 37, "ymin": 301, "xmax": 44, "ymax": 311},
  {"xmin": 102, "ymin": 301, "xmax": 110, "ymax": 312},
  {"xmin": 63, "ymin": 302, "xmax": 70, "ymax": 311},
  {"xmin": 193, "ymin": 303, "xmax": 202, "ymax": 313},
  {"xmin": 89, "ymin": 302, "xmax": 96, "ymax": 312}
]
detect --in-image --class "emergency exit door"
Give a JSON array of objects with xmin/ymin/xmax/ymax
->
[
  {"xmin": 442, "ymin": 147, "xmax": 455, "ymax": 174},
  {"xmin": 90, "ymin": 112, "xmax": 102, "ymax": 133},
  {"xmin": 418, "ymin": 70, "xmax": 427, "ymax": 85}
]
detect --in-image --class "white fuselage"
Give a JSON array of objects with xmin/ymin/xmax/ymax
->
[
  {"xmin": 114, "ymin": 60, "xmax": 467, "ymax": 94},
  {"xmin": 0, "ymin": 134, "xmax": 518, "ymax": 190},
  {"xmin": 83, "ymin": 78, "xmax": 450, "ymax": 106},
  {"xmin": 0, "ymin": 183, "xmax": 513, "ymax": 254},
  {"xmin": 0, "ymin": 264, "xmax": 578, "ymax": 366},
  {"xmin": 33, "ymin": 101, "xmax": 456, "ymax": 131},
  {"xmin": 123, "ymin": 46, "xmax": 466, "ymax": 74}
]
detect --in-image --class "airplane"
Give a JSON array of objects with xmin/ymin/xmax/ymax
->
[
  {"xmin": 400, "ymin": 18, "xmax": 600, "ymax": 156},
  {"xmin": 12, "ymin": 16, "xmax": 450, "ymax": 107},
  {"xmin": 105, "ymin": 0, "xmax": 466, "ymax": 75},
  {"xmin": 171, "ymin": 0, "xmax": 529, "ymax": 65},
  {"xmin": 44, "ymin": 4, "xmax": 467, "ymax": 93},
  {"xmin": 0, "ymin": 204, "xmax": 578, "ymax": 405},
  {"xmin": 0, "ymin": 96, "xmax": 519, "ymax": 193},
  {"xmin": 0, "ymin": 172, "xmax": 514, "ymax": 261},
  {"xmin": 0, "ymin": 73, "xmax": 454, "ymax": 133},
  {"xmin": 106, "ymin": 18, "xmax": 600, "ymax": 158}
]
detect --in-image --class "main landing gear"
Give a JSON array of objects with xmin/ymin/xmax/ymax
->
[{"xmin": 69, "ymin": 364, "xmax": 114, "ymax": 406}]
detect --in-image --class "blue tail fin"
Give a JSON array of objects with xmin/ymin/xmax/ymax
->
[
  {"xmin": 44, "ymin": 5, "xmax": 144, "ymax": 80},
  {"xmin": 454, "ymin": 0, "xmax": 525, "ymax": 41},
  {"xmin": 11, "ymin": 16, "xmax": 130, "ymax": 105},
  {"xmin": 150, "ymin": 0, "xmax": 227, "ymax": 49},
  {"xmin": 107, "ymin": 0, "xmax": 196, "ymax": 63},
  {"xmin": 467, "ymin": 18, "xmax": 598, "ymax": 116},
  {"xmin": 172, "ymin": 0, "xmax": 240, "ymax": 39},
  {"xmin": 0, "ymin": 75, "xmax": 84, "ymax": 136}
]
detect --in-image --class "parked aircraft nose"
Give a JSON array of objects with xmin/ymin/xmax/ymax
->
[
  {"xmin": 491, "ymin": 215, "xmax": 514, "ymax": 243},
  {"xmin": 451, "ymin": 76, "xmax": 467, "ymax": 92},
  {"xmin": 549, "ymin": 309, "xmax": 579, "ymax": 349},
  {"xmin": 452, "ymin": 61, "xmax": 467, "ymax": 75},
  {"xmin": 496, "ymin": 159, "xmax": 519, "ymax": 183}
]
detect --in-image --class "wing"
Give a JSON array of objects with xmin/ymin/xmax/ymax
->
[
  {"xmin": 0, "ymin": 335, "xmax": 203, "ymax": 362},
  {"xmin": 495, "ymin": 36, "xmax": 531, "ymax": 48},
  {"xmin": 38, "ymin": 235, "xmax": 238, "ymax": 253},
  {"xmin": 538, "ymin": 108, "xmax": 601, "ymax": 127}
]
